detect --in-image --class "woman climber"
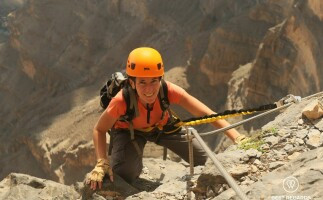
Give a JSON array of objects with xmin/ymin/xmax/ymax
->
[{"xmin": 87, "ymin": 47, "xmax": 245, "ymax": 190}]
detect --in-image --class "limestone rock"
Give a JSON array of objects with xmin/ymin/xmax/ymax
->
[
  {"xmin": 193, "ymin": 149, "xmax": 255, "ymax": 197},
  {"xmin": 283, "ymin": 144, "xmax": 293, "ymax": 152},
  {"xmin": 139, "ymin": 158, "xmax": 187, "ymax": 184},
  {"xmin": 295, "ymin": 138, "xmax": 304, "ymax": 145},
  {"xmin": 264, "ymin": 136, "xmax": 279, "ymax": 146},
  {"xmin": 229, "ymin": 165, "xmax": 249, "ymax": 178},
  {"xmin": 214, "ymin": 148, "xmax": 323, "ymax": 199},
  {"xmin": 253, "ymin": 159, "xmax": 262, "ymax": 166},
  {"xmin": 288, "ymin": 152, "xmax": 301, "ymax": 160},
  {"xmin": 80, "ymin": 173, "xmax": 139, "ymax": 200},
  {"xmin": 268, "ymin": 161, "xmax": 285, "ymax": 170},
  {"xmin": 296, "ymin": 129, "xmax": 308, "ymax": 139},
  {"xmin": 313, "ymin": 118, "xmax": 323, "ymax": 131},
  {"xmin": 125, "ymin": 158, "xmax": 197, "ymax": 199},
  {"xmin": 250, "ymin": 165, "xmax": 258, "ymax": 173},
  {"xmin": 298, "ymin": 119, "xmax": 304, "ymax": 125},
  {"xmin": 245, "ymin": 149, "xmax": 262, "ymax": 158},
  {"xmin": 302, "ymin": 99, "xmax": 323, "ymax": 120},
  {"xmin": 306, "ymin": 129, "xmax": 322, "ymax": 149},
  {"xmin": 0, "ymin": 173, "xmax": 79, "ymax": 200}
]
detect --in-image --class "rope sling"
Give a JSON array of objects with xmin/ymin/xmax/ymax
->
[
  {"xmin": 176, "ymin": 103, "xmax": 277, "ymax": 127},
  {"xmin": 155, "ymin": 103, "xmax": 278, "ymax": 135}
]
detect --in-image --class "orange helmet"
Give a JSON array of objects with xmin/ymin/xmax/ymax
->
[{"xmin": 126, "ymin": 47, "xmax": 164, "ymax": 77}]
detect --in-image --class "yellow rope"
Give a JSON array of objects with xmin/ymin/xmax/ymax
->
[{"xmin": 177, "ymin": 111, "xmax": 255, "ymax": 127}]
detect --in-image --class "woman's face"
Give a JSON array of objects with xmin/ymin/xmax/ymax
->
[{"xmin": 131, "ymin": 77, "xmax": 161, "ymax": 105}]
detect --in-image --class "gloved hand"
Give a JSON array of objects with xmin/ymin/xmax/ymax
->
[
  {"xmin": 276, "ymin": 94, "xmax": 302, "ymax": 107},
  {"xmin": 234, "ymin": 134, "xmax": 249, "ymax": 145},
  {"xmin": 86, "ymin": 158, "xmax": 113, "ymax": 190}
]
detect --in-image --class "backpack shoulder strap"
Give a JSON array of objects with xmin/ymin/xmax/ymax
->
[
  {"xmin": 158, "ymin": 79, "xmax": 174, "ymax": 121},
  {"xmin": 121, "ymin": 79, "xmax": 170, "ymax": 122},
  {"xmin": 158, "ymin": 79, "xmax": 170, "ymax": 111},
  {"xmin": 121, "ymin": 85, "xmax": 139, "ymax": 122}
]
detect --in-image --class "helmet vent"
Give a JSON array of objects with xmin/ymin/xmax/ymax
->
[
  {"xmin": 157, "ymin": 63, "xmax": 162, "ymax": 70},
  {"xmin": 131, "ymin": 63, "xmax": 136, "ymax": 70}
]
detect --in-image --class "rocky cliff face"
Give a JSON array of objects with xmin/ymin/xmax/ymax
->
[
  {"xmin": 226, "ymin": 0, "xmax": 323, "ymax": 109},
  {"xmin": 0, "ymin": 0, "xmax": 25, "ymax": 42},
  {"xmin": 195, "ymin": 95, "xmax": 323, "ymax": 199},
  {"xmin": 1, "ymin": 94, "xmax": 322, "ymax": 200},
  {"xmin": 0, "ymin": 0, "xmax": 322, "ymax": 190}
]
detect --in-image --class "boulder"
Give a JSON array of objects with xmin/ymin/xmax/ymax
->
[
  {"xmin": 0, "ymin": 173, "xmax": 79, "ymax": 200},
  {"xmin": 302, "ymin": 99, "xmax": 323, "ymax": 120}
]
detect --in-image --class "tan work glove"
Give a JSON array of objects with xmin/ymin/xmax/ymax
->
[
  {"xmin": 87, "ymin": 158, "xmax": 113, "ymax": 190},
  {"xmin": 234, "ymin": 134, "xmax": 249, "ymax": 145}
]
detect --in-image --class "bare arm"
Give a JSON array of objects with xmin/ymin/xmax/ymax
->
[
  {"xmin": 93, "ymin": 111, "xmax": 118, "ymax": 159},
  {"xmin": 88, "ymin": 111, "xmax": 117, "ymax": 190},
  {"xmin": 178, "ymin": 91, "xmax": 240, "ymax": 141}
]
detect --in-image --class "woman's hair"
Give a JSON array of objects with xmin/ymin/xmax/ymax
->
[{"xmin": 127, "ymin": 76, "xmax": 136, "ymax": 84}]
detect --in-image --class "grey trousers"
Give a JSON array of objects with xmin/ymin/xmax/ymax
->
[{"xmin": 109, "ymin": 128, "xmax": 208, "ymax": 183}]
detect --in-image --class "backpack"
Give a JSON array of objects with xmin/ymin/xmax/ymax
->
[
  {"xmin": 99, "ymin": 72, "xmax": 170, "ymax": 122},
  {"xmin": 100, "ymin": 72, "xmax": 127, "ymax": 109}
]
